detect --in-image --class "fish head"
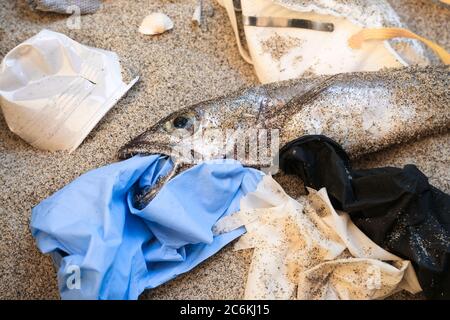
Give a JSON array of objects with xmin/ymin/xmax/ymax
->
[
  {"xmin": 118, "ymin": 86, "xmax": 276, "ymax": 207},
  {"xmin": 118, "ymin": 76, "xmax": 326, "ymax": 162},
  {"xmin": 118, "ymin": 86, "xmax": 274, "ymax": 164},
  {"xmin": 118, "ymin": 77, "xmax": 332, "ymax": 208}
]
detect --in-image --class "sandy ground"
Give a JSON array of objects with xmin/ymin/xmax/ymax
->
[{"xmin": 0, "ymin": 0, "xmax": 448, "ymax": 300}]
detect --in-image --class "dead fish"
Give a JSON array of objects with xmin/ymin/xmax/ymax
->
[{"xmin": 119, "ymin": 66, "xmax": 449, "ymax": 208}]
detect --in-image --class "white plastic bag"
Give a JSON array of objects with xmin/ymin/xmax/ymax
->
[
  {"xmin": 218, "ymin": 0, "xmax": 431, "ymax": 83},
  {"xmin": 0, "ymin": 29, "xmax": 138, "ymax": 152},
  {"xmin": 214, "ymin": 176, "xmax": 422, "ymax": 300}
]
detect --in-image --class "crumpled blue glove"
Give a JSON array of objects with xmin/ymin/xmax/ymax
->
[{"xmin": 31, "ymin": 155, "xmax": 263, "ymax": 299}]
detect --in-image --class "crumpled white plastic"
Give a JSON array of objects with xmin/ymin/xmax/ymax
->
[
  {"xmin": 0, "ymin": 29, "xmax": 138, "ymax": 152},
  {"xmin": 217, "ymin": 0, "xmax": 429, "ymax": 83},
  {"xmin": 214, "ymin": 175, "xmax": 422, "ymax": 300}
]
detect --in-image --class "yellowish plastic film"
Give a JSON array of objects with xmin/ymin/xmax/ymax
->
[
  {"xmin": 348, "ymin": 27, "xmax": 450, "ymax": 65},
  {"xmin": 440, "ymin": 0, "xmax": 450, "ymax": 5}
]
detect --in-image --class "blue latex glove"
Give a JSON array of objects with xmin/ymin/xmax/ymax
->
[{"xmin": 30, "ymin": 156, "xmax": 263, "ymax": 300}]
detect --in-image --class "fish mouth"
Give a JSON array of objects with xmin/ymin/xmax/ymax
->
[
  {"xmin": 118, "ymin": 142, "xmax": 181, "ymax": 209},
  {"xmin": 133, "ymin": 156, "xmax": 179, "ymax": 210},
  {"xmin": 117, "ymin": 141, "xmax": 174, "ymax": 160}
]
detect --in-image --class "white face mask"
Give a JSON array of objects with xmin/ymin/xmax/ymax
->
[
  {"xmin": 0, "ymin": 29, "xmax": 138, "ymax": 152},
  {"xmin": 218, "ymin": 0, "xmax": 435, "ymax": 83}
]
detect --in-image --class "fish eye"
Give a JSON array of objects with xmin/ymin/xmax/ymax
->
[
  {"xmin": 173, "ymin": 116, "xmax": 189, "ymax": 128},
  {"xmin": 163, "ymin": 113, "xmax": 197, "ymax": 133}
]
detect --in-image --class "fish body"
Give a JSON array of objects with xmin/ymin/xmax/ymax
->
[{"xmin": 119, "ymin": 66, "xmax": 449, "ymax": 207}]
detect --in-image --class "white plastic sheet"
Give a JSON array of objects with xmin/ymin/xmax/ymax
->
[
  {"xmin": 0, "ymin": 29, "xmax": 138, "ymax": 152},
  {"xmin": 214, "ymin": 175, "xmax": 422, "ymax": 300},
  {"xmin": 217, "ymin": 0, "xmax": 429, "ymax": 83}
]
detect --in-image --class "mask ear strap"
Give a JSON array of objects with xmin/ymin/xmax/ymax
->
[
  {"xmin": 348, "ymin": 27, "xmax": 450, "ymax": 65},
  {"xmin": 221, "ymin": 0, "xmax": 253, "ymax": 64}
]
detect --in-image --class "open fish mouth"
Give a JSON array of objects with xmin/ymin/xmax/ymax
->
[
  {"xmin": 132, "ymin": 156, "xmax": 179, "ymax": 210},
  {"xmin": 118, "ymin": 143, "xmax": 181, "ymax": 209},
  {"xmin": 128, "ymin": 152, "xmax": 180, "ymax": 210},
  {"xmin": 117, "ymin": 141, "xmax": 174, "ymax": 160}
]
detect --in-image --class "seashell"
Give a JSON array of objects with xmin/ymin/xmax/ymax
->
[{"xmin": 139, "ymin": 13, "xmax": 173, "ymax": 35}]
